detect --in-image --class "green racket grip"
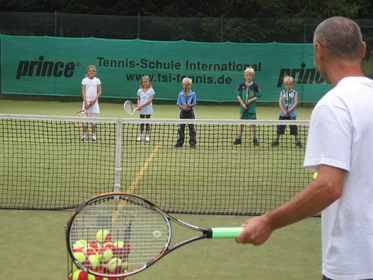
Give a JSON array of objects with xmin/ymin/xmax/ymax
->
[{"xmin": 210, "ymin": 227, "xmax": 244, "ymax": 239}]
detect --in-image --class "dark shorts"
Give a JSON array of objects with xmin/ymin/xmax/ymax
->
[
  {"xmin": 240, "ymin": 111, "xmax": 256, "ymax": 120},
  {"xmin": 139, "ymin": 114, "xmax": 151, "ymax": 131},
  {"xmin": 277, "ymin": 116, "xmax": 298, "ymax": 135}
]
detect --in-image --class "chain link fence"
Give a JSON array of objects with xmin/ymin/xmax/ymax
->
[{"xmin": 2, "ymin": 12, "xmax": 373, "ymax": 44}]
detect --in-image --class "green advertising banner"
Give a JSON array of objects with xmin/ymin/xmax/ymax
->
[{"xmin": 1, "ymin": 35, "xmax": 331, "ymax": 102}]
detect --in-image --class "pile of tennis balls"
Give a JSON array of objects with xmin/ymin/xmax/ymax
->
[{"xmin": 69, "ymin": 229, "xmax": 131, "ymax": 280}]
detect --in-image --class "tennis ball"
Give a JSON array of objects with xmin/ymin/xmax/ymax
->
[
  {"xmin": 121, "ymin": 259, "xmax": 128, "ymax": 270},
  {"xmin": 113, "ymin": 241, "xmax": 125, "ymax": 257},
  {"xmin": 103, "ymin": 248, "xmax": 114, "ymax": 263},
  {"xmin": 73, "ymin": 240, "xmax": 87, "ymax": 250},
  {"xmin": 86, "ymin": 246, "xmax": 98, "ymax": 256},
  {"xmin": 72, "ymin": 270, "xmax": 90, "ymax": 280},
  {"xmin": 107, "ymin": 257, "xmax": 122, "ymax": 273},
  {"xmin": 312, "ymin": 172, "xmax": 318, "ymax": 181},
  {"xmin": 88, "ymin": 241, "xmax": 102, "ymax": 252},
  {"xmin": 103, "ymin": 242, "xmax": 115, "ymax": 251},
  {"xmin": 85, "ymin": 254, "xmax": 100, "ymax": 271},
  {"xmin": 73, "ymin": 249, "xmax": 87, "ymax": 263},
  {"xmin": 72, "ymin": 263, "xmax": 80, "ymax": 273},
  {"xmin": 96, "ymin": 251, "xmax": 103, "ymax": 261},
  {"xmin": 96, "ymin": 229, "xmax": 112, "ymax": 243}
]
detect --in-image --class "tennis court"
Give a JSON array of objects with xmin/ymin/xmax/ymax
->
[{"xmin": 0, "ymin": 100, "xmax": 320, "ymax": 280}]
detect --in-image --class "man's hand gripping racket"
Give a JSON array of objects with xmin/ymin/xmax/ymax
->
[{"xmin": 66, "ymin": 192, "xmax": 243, "ymax": 278}]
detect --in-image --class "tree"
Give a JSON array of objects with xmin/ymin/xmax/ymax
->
[{"xmin": 3, "ymin": 0, "xmax": 373, "ymax": 19}]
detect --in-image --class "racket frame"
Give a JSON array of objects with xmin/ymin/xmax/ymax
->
[
  {"xmin": 72, "ymin": 109, "xmax": 89, "ymax": 128},
  {"xmin": 124, "ymin": 100, "xmax": 137, "ymax": 115}
]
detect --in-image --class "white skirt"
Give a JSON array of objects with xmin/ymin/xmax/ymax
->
[{"xmin": 82, "ymin": 100, "xmax": 100, "ymax": 114}]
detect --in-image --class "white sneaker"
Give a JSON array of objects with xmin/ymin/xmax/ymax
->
[
  {"xmin": 81, "ymin": 134, "xmax": 87, "ymax": 141},
  {"xmin": 145, "ymin": 135, "xmax": 150, "ymax": 142},
  {"xmin": 136, "ymin": 135, "xmax": 144, "ymax": 142},
  {"xmin": 92, "ymin": 134, "xmax": 97, "ymax": 141}
]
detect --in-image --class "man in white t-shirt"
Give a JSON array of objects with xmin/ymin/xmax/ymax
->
[{"xmin": 236, "ymin": 17, "xmax": 373, "ymax": 280}]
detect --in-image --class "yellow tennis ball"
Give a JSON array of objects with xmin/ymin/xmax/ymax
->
[
  {"xmin": 103, "ymin": 248, "xmax": 114, "ymax": 263},
  {"xmin": 113, "ymin": 241, "xmax": 125, "ymax": 257},
  {"xmin": 96, "ymin": 229, "xmax": 111, "ymax": 243},
  {"xmin": 71, "ymin": 263, "xmax": 80, "ymax": 273},
  {"xmin": 73, "ymin": 250, "xmax": 86, "ymax": 263},
  {"xmin": 122, "ymin": 259, "xmax": 128, "ymax": 270},
  {"xmin": 86, "ymin": 254, "xmax": 100, "ymax": 271},
  {"xmin": 102, "ymin": 277, "xmax": 125, "ymax": 280},
  {"xmin": 73, "ymin": 240, "xmax": 87, "ymax": 250},
  {"xmin": 88, "ymin": 241, "xmax": 102, "ymax": 252},
  {"xmin": 107, "ymin": 257, "xmax": 122, "ymax": 273},
  {"xmin": 312, "ymin": 172, "xmax": 318, "ymax": 181},
  {"xmin": 86, "ymin": 246, "xmax": 97, "ymax": 257},
  {"xmin": 103, "ymin": 242, "xmax": 115, "ymax": 251}
]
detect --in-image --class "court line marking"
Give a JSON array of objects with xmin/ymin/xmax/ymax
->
[{"xmin": 112, "ymin": 143, "xmax": 160, "ymax": 224}]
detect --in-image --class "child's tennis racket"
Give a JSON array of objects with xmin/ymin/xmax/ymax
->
[
  {"xmin": 66, "ymin": 192, "xmax": 243, "ymax": 278},
  {"xmin": 285, "ymin": 89, "xmax": 289, "ymax": 110},
  {"xmin": 123, "ymin": 100, "xmax": 137, "ymax": 115},
  {"xmin": 245, "ymin": 86, "xmax": 250, "ymax": 109},
  {"xmin": 72, "ymin": 107, "xmax": 89, "ymax": 128}
]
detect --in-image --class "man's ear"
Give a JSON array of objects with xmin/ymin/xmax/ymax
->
[
  {"xmin": 361, "ymin": 41, "xmax": 367, "ymax": 60},
  {"xmin": 314, "ymin": 42, "xmax": 324, "ymax": 62}
]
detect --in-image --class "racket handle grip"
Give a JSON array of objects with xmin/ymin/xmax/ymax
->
[{"xmin": 210, "ymin": 227, "xmax": 243, "ymax": 239}]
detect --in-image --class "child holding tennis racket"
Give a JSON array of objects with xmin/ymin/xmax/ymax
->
[
  {"xmin": 81, "ymin": 65, "xmax": 102, "ymax": 141},
  {"xmin": 232, "ymin": 67, "xmax": 261, "ymax": 146},
  {"xmin": 271, "ymin": 76, "xmax": 303, "ymax": 148},
  {"xmin": 136, "ymin": 75, "xmax": 155, "ymax": 142},
  {"xmin": 174, "ymin": 77, "xmax": 197, "ymax": 148}
]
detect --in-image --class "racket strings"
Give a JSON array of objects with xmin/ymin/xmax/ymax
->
[
  {"xmin": 124, "ymin": 101, "xmax": 136, "ymax": 115},
  {"xmin": 69, "ymin": 196, "xmax": 170, "ymax": 275}
]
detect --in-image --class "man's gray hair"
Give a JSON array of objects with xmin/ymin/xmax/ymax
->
[{"xmin": 314, "ymin": 16, "xmax": 362, "ymax": 60}]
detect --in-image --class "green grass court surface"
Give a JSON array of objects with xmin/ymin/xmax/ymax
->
[{"xmin": 0, "ymin": 100, "xmax": 320, "ymax": 280}]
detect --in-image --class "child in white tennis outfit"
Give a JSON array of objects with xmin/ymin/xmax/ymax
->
[{"xmin": 81, "ymin": 65, "xmax": 102, "ymax": 141}]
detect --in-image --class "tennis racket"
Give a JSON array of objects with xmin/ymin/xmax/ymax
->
[
  {"xmin": 66, "ymin": 192, "xmax": 243, "ymax": 278},
  {"xmin": 245, "ymin": 85, "xmax": 250, "ymax": 110},
  {"xmin": 123, "ymin": 100, "xmax": 137, "ymax": 115},
  {"xmin": 72, "ymin": 107, "xmax": 89, "ymax": 128},
  {"xmin": 285, "ymin": 89, "xmax": 289, "ymax": 110}
]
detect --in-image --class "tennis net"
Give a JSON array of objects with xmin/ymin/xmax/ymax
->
[{"xmin": 0, "ymin": 114, "xmax": 312, "ymax": 216}]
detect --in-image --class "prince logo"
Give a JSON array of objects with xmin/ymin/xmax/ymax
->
[{"xmin": 16, "ymin": 56, "xmax": 76, "ymax": 79}]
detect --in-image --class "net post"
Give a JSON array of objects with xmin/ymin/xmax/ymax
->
[
  {"xmin": 114, "ymin": 180, "xmax": 121, "ymax": 192},
  {"xmin": 114, "ymin": 119, "xmax": 123, "ymax": 192}
]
